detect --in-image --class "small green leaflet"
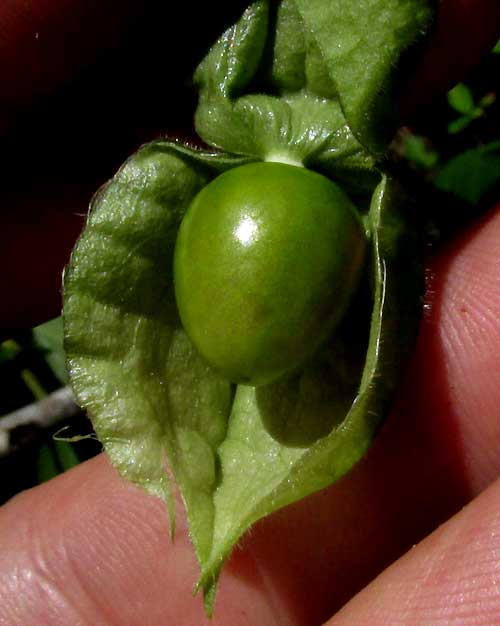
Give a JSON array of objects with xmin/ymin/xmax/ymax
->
[
  {"xmin": 447, "ymin": 83, "xmax": 475, "ymax": 115},
  {"xmin": 446, "ymin": 82, "xmax": 495, "ymax": 135}
]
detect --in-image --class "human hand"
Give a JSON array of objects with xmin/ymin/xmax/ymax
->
[{"xmin": 1, "ymin": 1, "xmax": 500, "ymax": 624}]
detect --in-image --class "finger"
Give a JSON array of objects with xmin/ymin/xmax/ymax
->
[
  {"xmin": 326, "ymin": 475, "xmax": 500, "ymax": 626},
  {"xmin": 397, "ymin": 204, "xmax": 500, "ymax": 493},
  {"xmin": 0, "ymin": 455, "xmax": 303, "ymax": 626}
]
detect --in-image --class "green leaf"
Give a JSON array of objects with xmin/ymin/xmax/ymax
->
[
  {"xmin": 493, "ymin": 38, "xmax": 500, "ymax": 54},
  {"xmin": 33, "ymin": 317, "xmax": 69, "ymax": 385},
  {"xmin": 478, "ymin": 92, "xmax": 496, "ymax": 109},
  {"xmin": 447, "ymin": 83, "xmax": 475, "ymax": 115},
  {"xmin": 435, "ymin": 144, "xmax": 500, "ymax": 204},
  {"xmin": 294, "ymin": 0, "xmax": 434, "ymax": 155},
  {"xmin": 447, "ymin": 114, "xmax": 474, "ymax": 135},
  {"xmin": 194, "ymin": 0, "xmax": 433, "ymax": 167},
  {"xmin": 64, "ymin": 140, "xmax": 244, "ymax": 555},
  {"xmin": 194, "ymin": 0, "xmax": 377, "ymax": 188}
]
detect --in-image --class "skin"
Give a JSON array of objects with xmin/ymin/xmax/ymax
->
[{"xmin": 1, "ymin": 1, "xmax": 500, "ymax": 624}]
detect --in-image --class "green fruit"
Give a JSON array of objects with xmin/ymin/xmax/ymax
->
[{"xmin": 173, "ymin": 161, "xmax": 366, "ymax": 386}]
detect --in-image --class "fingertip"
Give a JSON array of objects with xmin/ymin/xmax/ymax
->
[
  {"xmin": 432, "ymin": 204, "xmax": 500, "ymax": 490},
  {"xmin": 325, "ymin": 476, "xmax": 500, "ymax": 626},
  {"xmin": 388, "ymin": 204, "xmax": 500, "ymax": 501},
  {"xmin": 0, "ymin": 455, "xmax": 305, "ymax": 626}
]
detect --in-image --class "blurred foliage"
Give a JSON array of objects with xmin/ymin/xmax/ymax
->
[
  {"xmin": 0, "ymin": 317, "xmax": 100, "ymax": 503},
  {"xmin": 37, "ymin": 440, "xmax": 80, "ymax": 484},
  {"xmin": 403, "ymin": 38, "xmax": 500, "ymax": 223},
  {"xmin": 446, "ymin": 83, "xmax": 495, "ymax": 134},
  {"xmin": 435, "ymin": 142, "xmax": 500, "ymax": 204},
  {"xmin": 32, "ymin": 317, "xmax": 69, "ymax": 385}
]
